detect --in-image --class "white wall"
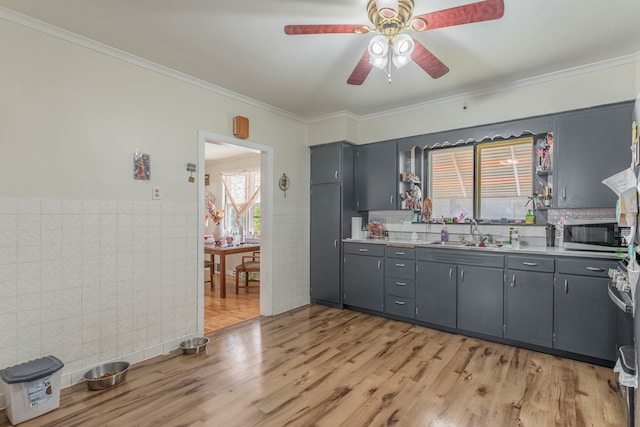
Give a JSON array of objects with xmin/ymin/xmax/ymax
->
[
  {"xmin": 308, "ymin": 57, "xmax": 640, "ymax": 145},
  {"xmin": 0, "ymin": 16, "xmax": 310, "ymax": 398}
]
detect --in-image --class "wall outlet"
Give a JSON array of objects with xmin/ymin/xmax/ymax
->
[{"xmin": 152, "ymin": 187, "xmax": 162, "ymax": 200}]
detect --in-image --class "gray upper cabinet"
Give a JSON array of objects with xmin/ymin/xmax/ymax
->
[
  {"xmin": 555, "ymin": 102, "xmax": 633, "ymax": 208},
  {"xmin": 310, "ymin": 143, "xmax": 342, "ymax": 184},
  {"xmin": 355, "ymin": 141, "xmax": 397, "ymax": 211}
]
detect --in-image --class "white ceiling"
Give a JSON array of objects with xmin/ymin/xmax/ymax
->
[{"xmin": 0, "ymin": 0, "xmax": 639, "ymax": 120}]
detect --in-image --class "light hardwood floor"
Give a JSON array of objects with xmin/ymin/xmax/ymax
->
[
  {"xmin": 204, "ymin": 273, "xmax": 260, "ymax": 333},
  {"xmin": 0, "ymin": 304, "xmax": 625, "ymax": 427}
]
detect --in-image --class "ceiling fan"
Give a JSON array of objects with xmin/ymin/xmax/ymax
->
[{"xmin": 284, "ymin": 0, "xmax": 504, "ymax": 85}]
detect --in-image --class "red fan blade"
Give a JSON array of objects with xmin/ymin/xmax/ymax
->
[
  {"xmin": 411, "ymin": 0, "xmax": 504, "ymax": 32},
  {"xmin": 411, "ymin": 39, "xmax": 449, "ymax": 79},
  {"xmin": 347, "ymin": 50, "xmax": 374, "ymax": 85},
  {"xmin": 284, "ymin": 24, "xmax": 371, "ymax": 35}
]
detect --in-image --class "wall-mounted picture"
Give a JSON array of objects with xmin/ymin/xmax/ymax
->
[
  {"xmin": 205, "ymin": 174, "xmax": 210, "ymax": 186},
  {"xmin": 134, "ymin": 152, "xmax": 150, "ymax": 180}
]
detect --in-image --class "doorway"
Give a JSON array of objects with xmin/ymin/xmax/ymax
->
[{"xmin": 197, "ymin": 131, "xmax": 273, "ymax": 335}]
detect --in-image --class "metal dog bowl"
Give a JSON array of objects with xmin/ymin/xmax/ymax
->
[
  {"xmin": 179, "ymin": 337, "xmax": 210, "ymax": 355},
  {"xmin": 84, "ymin": 361, "xmax": 130, "ymax": 391}
]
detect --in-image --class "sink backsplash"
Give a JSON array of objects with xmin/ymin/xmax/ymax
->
[{"xmin": 365, "ymin": 207, "xmax": 616, "ymax": 248}]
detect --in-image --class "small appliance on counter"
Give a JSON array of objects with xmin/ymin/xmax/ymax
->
[{"xmin": 562, "ymin": 218, "xmax": 630, "ymax": 252}]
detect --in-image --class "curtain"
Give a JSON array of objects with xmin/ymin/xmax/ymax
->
[{"xmin": 220, "ymin": 171, "xmax": 261, "ymax": 228}]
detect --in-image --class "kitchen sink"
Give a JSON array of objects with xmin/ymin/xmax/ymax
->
[{"xmin": 428, "ymin": 241, "xmax": 471, "ymax": 246}]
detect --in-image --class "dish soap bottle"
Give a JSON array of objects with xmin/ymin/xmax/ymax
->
[
  {"xmin": 441, "ymin": 223, "xmax": 449, "ymax": 243},
  {"xmin": 511, "ymin": 227, "xmax": 520, "ymax": 249}
]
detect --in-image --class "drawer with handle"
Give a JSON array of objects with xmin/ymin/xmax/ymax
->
[
  {"xmin": 385, "ymin": 278, "xmax": 415, "ymax": 299},
  {"xmin": 507, "ymin": 256, "xmax": 554, "ymax": 273},
  {"xmin": 385, "ymin": 259, "xmax": 415, "ymax": 280},
  {"xmin": 384, "ymin": 294, "xmax": 415, "ymax": 319},
  {"xmin": 344, "ymin": 242, "xmax": 385, "ymax": 257},
  {"xmin": 556, "ymin": 258, "xmax": 617, "ymax": 277}
]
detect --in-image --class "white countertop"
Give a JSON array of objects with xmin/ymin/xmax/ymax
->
[{"xmin": 343, "ymin": 238, "xmax": 624, "ymax": 260}]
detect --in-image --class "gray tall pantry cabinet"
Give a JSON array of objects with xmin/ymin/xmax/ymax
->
[{"xmin": 310, "ymin": 142, "xmax": 354, "ymax": 307}]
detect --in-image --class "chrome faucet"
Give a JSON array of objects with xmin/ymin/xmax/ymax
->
[{"xmin": 470, "ymin": 219, "xmax": 481, "ymax": 240}]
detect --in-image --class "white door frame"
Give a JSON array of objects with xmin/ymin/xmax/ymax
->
[{"xmin": 197, "ymin": 130, "xmax": 274, "ymax": 335}]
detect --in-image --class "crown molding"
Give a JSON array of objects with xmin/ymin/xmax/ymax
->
[
  {"xmin": 2, "ymin": 6, "xmax": 637, "ymax": 126},
  {"xmin": 0, "ymin": 7, "xmax": 308, "ymax": 124},
  {"xmin": 359, "ymin": 52, "xmax": 640, "ymax": 121}
]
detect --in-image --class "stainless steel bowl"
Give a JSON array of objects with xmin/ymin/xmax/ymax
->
[
  {"xmin": 179, "ymin": 337, "xmax": 210, "ymax": 355},
  {"xmin": 84, "ymin": 361, "xmax": 130, "ymax": 391}
]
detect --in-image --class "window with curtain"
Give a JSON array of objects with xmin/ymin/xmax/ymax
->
[
  {"xmin": 223, "ymin": 170, "xmax": 261, "ymax": 237},
  {"xmin": 427, "ymin": 137, "xmax": 534, "ymax": 221},
  {"xmin": 428, "ymin": 145, "xmax": 474, "ymax": 220},
  {"xmin": 477, "ymin": 137, "xmax": 533, "ymax": 219}
]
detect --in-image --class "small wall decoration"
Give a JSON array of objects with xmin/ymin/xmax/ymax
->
[
  {"xmin": 233, "ymin": 116, "xmax": 249, "ymax": 139},
  {"xmin": 186, "ymin": 163, "xmax": 196, "ymax": 183},
  {"xmin": 133, "ymin": 150, "xmax": 150, "ymax": 181},
  {"xmin": 205, "ymin": 174, "xmax": 210, "ymax": 186},
  {"xmin": 279, "ymin": 173, "xmax": 290, "ymax": 197}
]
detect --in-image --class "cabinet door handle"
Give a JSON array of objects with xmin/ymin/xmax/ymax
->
[
  {"xmin": 359, "ymin": 248, "xmax": 368, "ymax": 252},
  {"xmin": 395, "ymin": 251, "xmax": 405, "ymax": 255},
  {"xmin": 334, "ymin": 240, "xmax": 338, "ymax": 248},
  {"xmin": 562, "ymin": 187, "xmax": 566, "ymax": 200},
  {"xmin": 586, "ymin": 267, "xmax": 605, "ymax": 272},
  {"xmin": 335, "ymin": 171, "xmax": 339, "ymax": 180},
  {"xmin": 394, "ymin": 301, "xmax": 406, "ymax": 306},
  {"xmin": 395, "ymin": 282, "xmax": 407, "ymax": 286},
  {"xmin": 390, "ymin": 195, "xmax": 394, "ymax": 205},
  {"xmin": 564, "ymin": 279, "xmax": 569, "ymax": 294},
  {"xmin": 460, "ymin": 269, "xmax": 464, "ymax": 282},
  {"xmin": 449, "ymin": 268, "xmax": 453, "ymax": 281},
  {"xmin": 395, "ymin": 263, "xmax": 405, "ymax": 267},
  {"xmin": 377, "ymin": 260, "xmax": 382, "ymax": 270},
  {"xmin": 511, "ymin": 274, "xmax": 516, "ymax": 288},
  {"xmin": 522, "ymin": 262, "xmax": 538, "ymax": 267}
]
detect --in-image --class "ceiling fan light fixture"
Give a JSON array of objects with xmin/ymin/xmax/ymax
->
[
  {"xmin": 391, "ymin": 34, "xmax": 414, "ymax": 68},
  {"xmin": 368, "ymin": 35, "xmax": 389, "ymax": 70}
]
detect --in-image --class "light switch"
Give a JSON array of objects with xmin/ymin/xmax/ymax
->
[{"xmin": 152, "ymin": 187, "xmax": 162, "ymax": 200}]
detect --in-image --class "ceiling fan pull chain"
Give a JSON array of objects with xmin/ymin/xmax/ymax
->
[{"xmin": 387, "ymin": 43, "xmax": 393, "ymax": 83}]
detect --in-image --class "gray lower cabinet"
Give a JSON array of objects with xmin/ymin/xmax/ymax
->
[
  {"xmin": 343, "ymin": 243, "xmax": 384, "ymax": 312},
  {"xmin": 457, "ymin": 265, "xmax": 504, "ymax": 338},
  {"xmin": 416, "ymin": 261, "xmax": 457, "ymax": 328},
  {"xmin": 417, "ymin": 248, "xmax": 504, "ymax": 337},
  {"xmin": 384, "ymin": 246, "xmax": 416, "ymax": 319},
  {"xmin": 554, "ymin": 258, "xmax": 618, "ymax": 361},
  {"xmin": 505, "ymin": 256, "xmax": 554, "ymax": 347}
]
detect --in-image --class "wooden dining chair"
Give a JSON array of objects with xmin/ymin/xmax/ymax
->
[
  {"xmin": 204, "ymin": 254, "xmax": 215, "ymax": 289},
  {"xmin": 235, "ymin": 251, "xmax": 260, "ymax": 293}
]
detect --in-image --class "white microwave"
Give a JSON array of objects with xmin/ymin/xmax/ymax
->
[{"xmin": 562, "ymin": 219, "xmax": 630, "ymax": 252}]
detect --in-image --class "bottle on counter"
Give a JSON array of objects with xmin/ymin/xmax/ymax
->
[
  {"xmin": 441, "ymin": 223, "xmax": 449, "ymax": 243},
  {"xmin": 512, "ymin": 227, "xmax": 520, "ymax": 249}
]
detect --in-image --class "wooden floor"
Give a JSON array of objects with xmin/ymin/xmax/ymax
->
[
  {"xmin": 204, "ymin": 273, "xmax": 260, "ymax": 333},
  {"xmin": 1, "ymin": 304, "xmax": 625, "ymax": 427}
]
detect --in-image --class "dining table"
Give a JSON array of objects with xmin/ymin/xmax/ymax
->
[{"xmin": 204, "ymin": 242, "xmax": 260, "ymax": 298}]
